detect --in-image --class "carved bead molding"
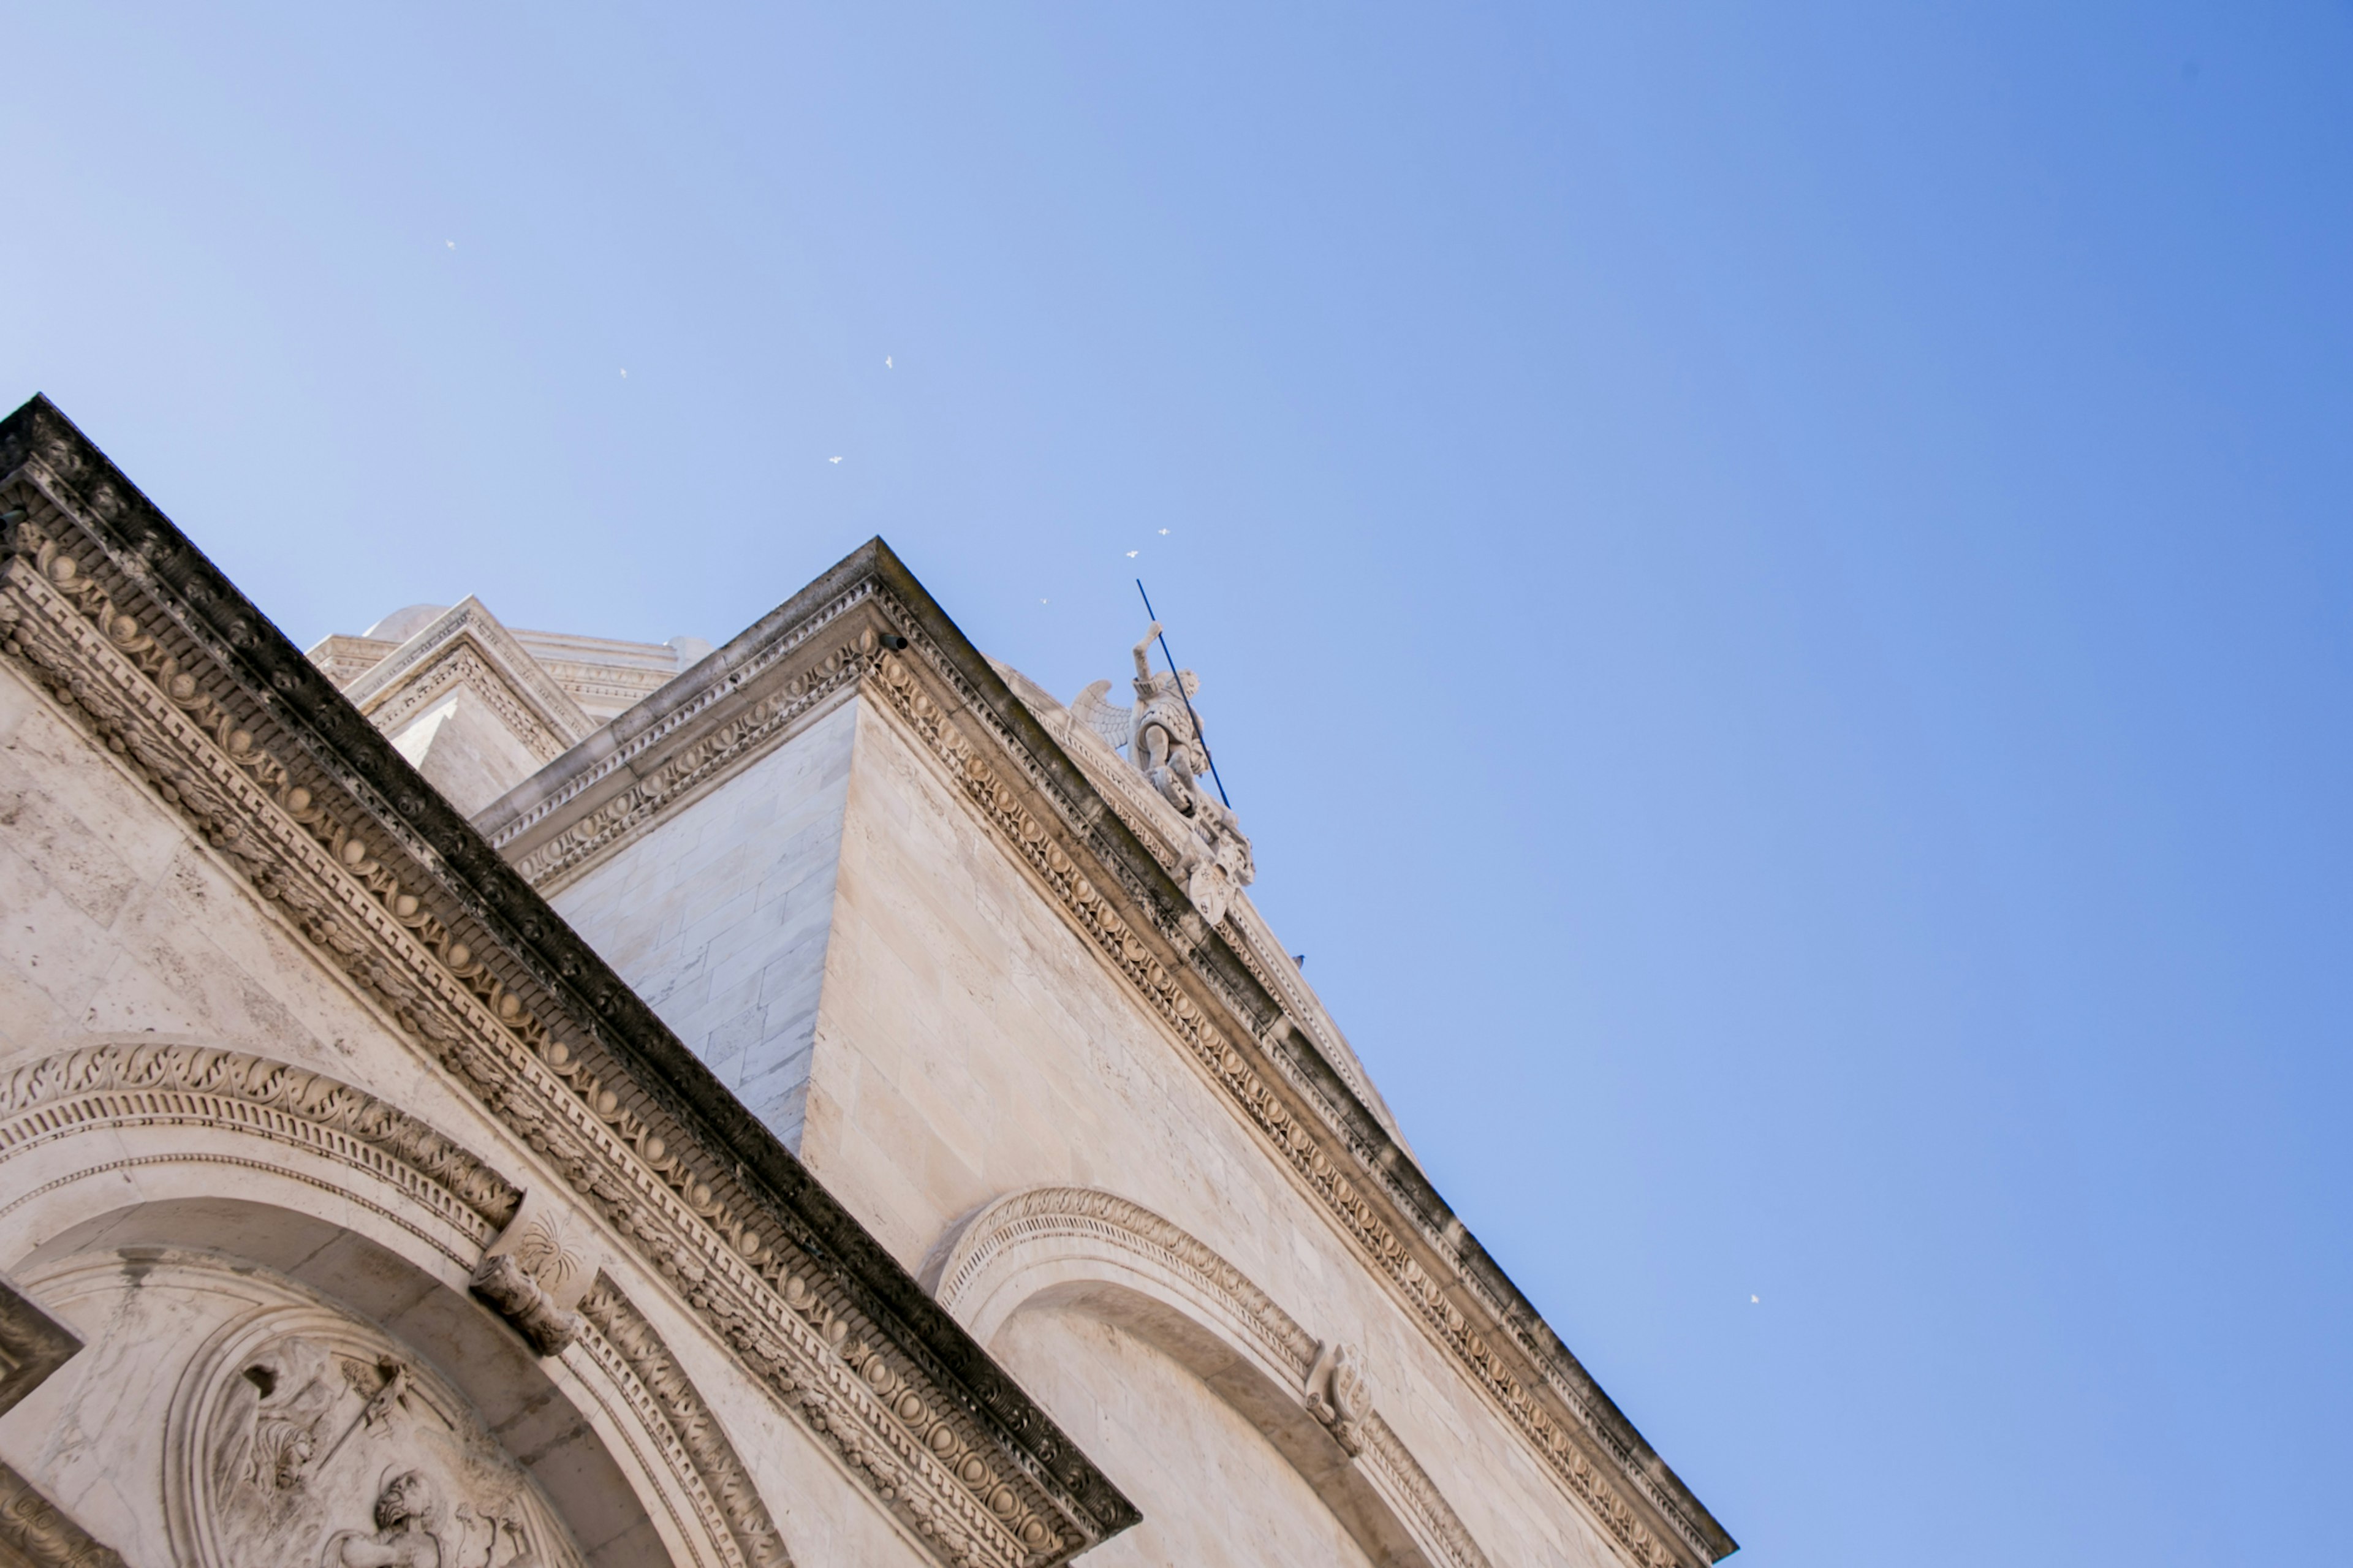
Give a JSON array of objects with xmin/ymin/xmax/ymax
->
[
  {"xmin": 863, "ymin": 644, "xmax": 1718, "ymax": 1568},
  {"xmin": 0, "ymin": 1463, "xmax": 124, "ymax": 1568},
  {"xmin": 934, "ymin": 1186, "xmax": 1490, "ymax": 1568},
  {"xmin": 0, "ymin": 1043, "xmax": 525, "ymax": 1243},
  {"xmin": 0, "ymin": 398, "xmax": 1136, "ymax": 1568},
  {"xmin": 577, "ymin": 1278, "xmax": 795, "ymax": 1568},
  {"xmin": 471, "ymin": 520, "xmax": 1729, "ymax": 1566},
  {"xmin": 0, "ymin": 1042, "xmax": 788, "ymax": 1568},
  {"xmin": 494, "ymin": 591, "xmax": 882, "ymax": 891}
]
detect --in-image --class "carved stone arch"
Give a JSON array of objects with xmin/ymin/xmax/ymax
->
[
  {"xmin": 0, "ymin": 1039, "xmax": 790, "ymax": 1568},
  {"xmin": 929, "ymin": 1187, "xmax": 1490, "ymax": 1568}
]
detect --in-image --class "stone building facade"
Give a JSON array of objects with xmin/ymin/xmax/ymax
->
[{"xmin": 0, "ymin": 395, "xmax": 1735, "ymax": 1568}]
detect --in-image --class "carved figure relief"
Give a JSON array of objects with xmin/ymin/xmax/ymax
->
[
  {"xmin": 167, "ymin": 1279, "xmax": 585, "ymax": 1568},
  {"xmin": 1068, "ymin": 624, "xmax": 1256, "ymax": 926}
]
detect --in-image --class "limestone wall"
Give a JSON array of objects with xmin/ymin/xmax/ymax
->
[
  {"xmin": 0, "ymin": 660, "xmax": 933, "ymax": 1568},
  {"xmin": 817, "ymin": 695, "xmax": 1623, "ymax": 1568},
  {"xmin": 542, "ymin": 680, "xmax": 1629, "ymax": 1568},
  {"xmin": 548, "ymin": 697, "xmax": 858, "ymax": 1151}
]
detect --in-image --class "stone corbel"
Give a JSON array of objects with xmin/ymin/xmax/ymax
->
[
  {"xmin": 470, "ymin": 1188, "xmax": 612, "ymax": 1356},
  {"xmin": 1304, "ymin": 1338, "xmax": 1370, "ymax": 1458}
]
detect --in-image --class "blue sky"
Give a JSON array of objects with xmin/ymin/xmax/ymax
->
[{"xmin": 7, "ymin": 5, "xmax": 2349, "ymax": 1563}]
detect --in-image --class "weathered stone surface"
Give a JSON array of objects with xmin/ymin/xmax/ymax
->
[
  {"xmin": 0, "ymin": 393, "xmax": 1137, "ymax": 1568},
  {"xmin": 0, "ymin": 390, "xmax": 1732, "ymax": 1568},
  {"xmin": 474, "ymin": 540, "xmax": 1734, "ymax": 1567}
]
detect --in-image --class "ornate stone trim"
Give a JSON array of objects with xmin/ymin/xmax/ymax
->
[
  {"xmin": 0, "ymin": 401, "xmax": 1134, "ymax": 1567},
  {"xmin": 463, "ymin": 514, "xmax": 1726, "ymax": 1566},
  {"xmin": 368, "ymin": 642, "xmax": 579, "ymax": 765},
  {"xmin": 502, "ymin": 626, "xmax": 871, "ymax": 890},
  {"xmin": 0, "ymin": 1464, "xmax": 125, "ymax": 1568},
  {"xmin": 867, "ymin": 648, "xmax": 1703, "ymax": 1567},
  {"xmin": 0, "ymin": 1043, "xmax": 786, "ymax": 1568},
  {"xmin": 0, "ymin": 1043, "xmax": 523, "ymax": 1238},
  {"xmin": 936, "ymin": 1187, "xmax": 1316, "ymax": 1376},
  {"xmin": 578, "ymin": 1278, "xmax": 795, "ymax": 1568},
  {"xmin": 934, "ymin": 1187, "xmax": 1490, "ymax": 1568},
  {"xmin": 342, "ymin": 596, "xmax": 593, "ymax": 755}
]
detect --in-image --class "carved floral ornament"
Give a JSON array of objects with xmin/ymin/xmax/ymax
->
[
  {"xmin": 0, "ymin": 1463, "xmax": 125, "ymax": 1568},
  {"xmin": 0, "ymin": 461, "xmax": 1129, "ymax": 1568}
]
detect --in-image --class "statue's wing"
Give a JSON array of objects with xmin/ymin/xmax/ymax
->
[{"xmin": 1070, "ymin": 680, "xmax": 1132, "ymax": 756}]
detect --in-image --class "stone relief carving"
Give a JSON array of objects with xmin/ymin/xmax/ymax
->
[
  {"xmin": 1067, "ymin": 624, "xmax": 1254, "ymax": 928},
  {"xmin": 0, "ymin": 1043, "xmax": 794, "ymax": 1568},
  {"xmin": 0, "ymin": 488, "xmax": 1126, "ymax": 1567},
  {"xmin": 169, "ymin": 1287, "xmax": 585, "ymax": 1568},
  {"xmin": 0, "ymin": 1271, "xmax": 83, "ymax": 1420},
  {"xmin": 1305, "ymin": 1339, "xmax": 1370, "ymax": 1458},
  {"xmin": 471, "ymin": 1189, "xmax": 611, "ymax": 1357}
]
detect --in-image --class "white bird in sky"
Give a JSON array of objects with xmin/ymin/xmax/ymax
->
[
  {"xmin": 885, "ymin": 355, "xmax": 893, "ymax": 368},
  {"xmin": 620, "ymin": 369, "xmax": 628, "ymax": 379},
  {"xmin": 829, "ymin": 456, "xmax": 843, "ymax": 464},
  {"xmin": 1158, "ymin": 528, "xmax": 1169, "ymax": 535},
  {"xmin": 1126, "ymin": 550, "xmax": 1138, "ymax": 558},
  {"xmin": 445, "ymin": 240, "xmax": 455, "ymax": 249}
]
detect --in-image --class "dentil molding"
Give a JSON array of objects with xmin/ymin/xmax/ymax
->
[{"xmin": 0, "ymin": 396, "xmax": 1136, "ymax": 1568}]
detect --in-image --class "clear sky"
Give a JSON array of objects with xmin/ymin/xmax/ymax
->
[{"xmin": 6, "ymin": 5, "xmax": 2347, "ymax": 1564}]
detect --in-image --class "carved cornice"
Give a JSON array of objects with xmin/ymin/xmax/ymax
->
[
  {"xmin": 368, "ymin": 641, "xmax": 578, "ymax": 764},
  {"xmin": 472, "ymin": 523, "xmax": 1732, "ymax": 1566},
  {"xmin": 342, "ymin": 596, "xmax": 594, "ymax": 754},
  {"xmin": 1003, "ymin": 667, "xmax": 1401, "ymax": 1143},
  {"xmin": 863, "ymin": 631, "xmax": 1724, "ymax": 1568},
  {"xmin": 0, "ymin": 1464, "xmax": 125, "ymax": 1568},
  {"xmin": 0, "ymin": 395, "xmax": 1137, "ymax": 1568},
  {"xmin": 935, "ymin": 1187, "xmax": 1490, "ymax": 1568}
]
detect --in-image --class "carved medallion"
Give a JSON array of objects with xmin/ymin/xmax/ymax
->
[{"xmin": 165, "ymin": 1292, "xmax": 586, "ymax": 1568}]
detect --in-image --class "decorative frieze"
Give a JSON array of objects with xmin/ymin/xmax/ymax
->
[
  {"xmin": 0, "ymin": 406, "xmax": 1135, "ymax": 1568},
  {"xmin": 866, "ymin": 640, "xmax": 1707, "ymax": 1568},
  {"xmin": 577, "ymin": 1279, "xmax": 795, "ymax": 1568}
]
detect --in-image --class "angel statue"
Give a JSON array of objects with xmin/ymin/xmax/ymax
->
[{"xmin": 1070, "ymin": 626, "xmax": 1254, "ymax": 924}]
